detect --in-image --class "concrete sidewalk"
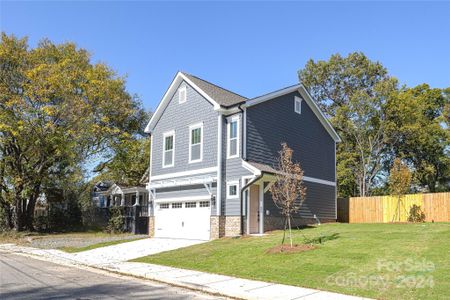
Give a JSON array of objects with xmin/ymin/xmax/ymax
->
[{"xmin": 0, "ymin": 243, "xmax": 370, "ymax": 300}]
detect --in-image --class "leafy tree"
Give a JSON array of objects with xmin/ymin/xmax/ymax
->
[
  {"xmin": 299, "ymin": 52, "xmax": 398, "ymax": 197},
  {"xmin": 270, "ymin": 143, "xmax": 307, "ymax": 247},
  {"xmin": 388, "ymin": 158, "xmax": 412, "ymax": 222},
  {"xmin": 0, "ymin": 33, "xmax": 145, "ymax": 231},
  {"xmin": 94, "ymin": 135, "xmax": 150, "ymax": 186},
  {"xmin": 385, "ymin": 85, "xmax": 450, "ymax": 192}
]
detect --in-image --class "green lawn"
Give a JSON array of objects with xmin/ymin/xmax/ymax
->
[
  {"xmin": 133, "ymin": 223, "xmax": 450, "ymax": 300},
  {"xmin": 60, "ymin": 237, "xmax": 145, "ymax": 253}
]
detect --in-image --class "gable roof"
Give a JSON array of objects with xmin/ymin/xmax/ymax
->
[
  {"xmin": 244, "ymin": 84, "xmax": 341, "ymax": 142},
  {"xmin": 144, "ymin": 72, "xmax": 340, "ymax": 143},
  {"xmin": 182, "ymin": 73, "xmax": 247, "ymax": 107},
  {"xmin": 145, "ymin": 71, "xmax": 240, "ymax": 133}
]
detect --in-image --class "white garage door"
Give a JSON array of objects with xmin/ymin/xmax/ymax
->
[{"xmin": 154, "ymin": 200, "xmax": 211, "ymax": 240}]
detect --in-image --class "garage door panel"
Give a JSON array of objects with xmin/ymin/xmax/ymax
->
[{"xmin": 154, "ymin": 201, "xmax": 211, "ymax": 240}]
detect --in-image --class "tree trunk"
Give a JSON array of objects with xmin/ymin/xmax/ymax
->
[
  {"xmin": 287, "ymin": 214, "xmax": 293, "ymax": 247},
  {"xmin": 14, "ymin": 197, "xmax": 24, "ymax": 231},
  {"xmin": 281, "ymin": 217, "xmax": 287, "ymax": 246},
  {"xmin": 0, "ymin": 200, "xmax": 13, "ymax": 229},
  {"xmin": 24, "ymin": 184, "xmax": 40, "ymax": 231},
  {"xmin": 12, "ymin": 182, "xmax": 26, "ymax": 231}
]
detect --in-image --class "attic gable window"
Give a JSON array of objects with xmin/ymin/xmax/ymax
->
[
  {"xmin": 294, "ymin": 96, "xmax": 302, "ymax": 114},
  {"xmin": 179, "ymin": 86, "xmax": 187, "ymax": 103}
]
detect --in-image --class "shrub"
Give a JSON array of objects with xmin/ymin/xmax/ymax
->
[
  {"xmin": 106, "ymin": 206, "xmax": 125, "ymax": 233},
  {"xmin": 408, "ymin": 204, "xmax": 426, "ymax": 223}
]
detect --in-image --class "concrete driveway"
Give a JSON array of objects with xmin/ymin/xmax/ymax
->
[{"xmin": 71, "ymin": 238, "xmax": 205, "ymax": 265}]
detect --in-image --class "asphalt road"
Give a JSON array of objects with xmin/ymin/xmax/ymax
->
[{"xmin": 0, "ymin": 252, "xmax": 224, "ymax": 300}]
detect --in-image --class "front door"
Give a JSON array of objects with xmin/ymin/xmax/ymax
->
[{"xmin": 249, "ymin": 185, "xmax": 259, "ymax": 234}]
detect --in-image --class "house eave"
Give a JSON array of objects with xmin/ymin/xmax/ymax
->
[{"xmin": 144, "ymin": 72, "xmax": 222, "ymax": 133}]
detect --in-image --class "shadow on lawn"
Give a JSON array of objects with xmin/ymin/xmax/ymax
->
[
  {"xmin": 292, "ymin": 224, "xmax": 318, "ymax": 230},
  {"xmin": 303, "ymin": 232, "xmax": 340, "ymax": 244}
]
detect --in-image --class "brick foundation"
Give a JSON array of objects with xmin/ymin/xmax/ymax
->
[
  {"xmin": 148, "ymin": 216, "xmax": 155, "ymax": 237},
  {"xmin": 210, "ymin": 216, "xmax": 222, "ymax": 239},
  {"xmin": 224, "ymin": 216, "xmax": 241, "ymax": 237},
  {"xmin": 210, "ymin": 216, "xmax": 242, "ymax": 239}
]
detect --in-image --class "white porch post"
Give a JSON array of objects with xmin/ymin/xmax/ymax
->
[
  {"xmin": 246, "ymin": 185, "xmax": 250, "ymax": 235},
  {"xmin": 120, "ymin": 193, "xmax": 125, "ymax": 206},
  {"xmin": 135, "ymin": 191, "xmax": 140, "ymax": 206},
  {"xmin": 259, "ymin": 182, "xmax": 264, "ymax": 234}
]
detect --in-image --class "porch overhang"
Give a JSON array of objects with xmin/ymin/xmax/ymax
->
[{"xmin": 147, "ymin": 176, "xmax": 217, "ymax": 190}]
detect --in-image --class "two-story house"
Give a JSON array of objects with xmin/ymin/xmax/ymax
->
[{"xmin": 145, "ymin": 72, "xmax": 340, "ymax": 240}]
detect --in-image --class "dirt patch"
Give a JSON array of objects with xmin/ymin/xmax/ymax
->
[{"xmin": 266, "ymin": 244, "xmax": 316, "ymax": 254}]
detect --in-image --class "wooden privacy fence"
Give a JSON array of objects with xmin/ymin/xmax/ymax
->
[{"xmin": 337, "ymin": 192, "xmax": 450, "ymax": 223}]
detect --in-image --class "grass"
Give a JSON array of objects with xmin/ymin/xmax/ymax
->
[
  {"xmin": 132, "ymin": 223, "xmax": 450, "ymax": 300},
  {"xmin": 60, "ymin": 237, "xmax": 145, "ymax": 253}
]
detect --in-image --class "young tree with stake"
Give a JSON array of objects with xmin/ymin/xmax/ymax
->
[
  {"xmin": 270, "ymin": 143, "xmax": 307, "ymax": 247},
  {"xmin": 388, "ymin": 158, "xmax": 412, "ymax": 222}
]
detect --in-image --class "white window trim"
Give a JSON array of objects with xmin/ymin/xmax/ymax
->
[
  {"xmin": 294, "ymin": 96, "xmax": 302, "ymax": 114},
  {"xmin": 226, "ymin": 116, "xmax": 240, "ymax": 159},
  {"xmin": 188, "ymin": 122, "xmax": 203, "ymax": 164},
  {"xmin": 162, "ymin": 130, "xmax": 175, "ymax": 168},
  {"xmin": 226, "ymin": 181, "xmax": 239, "ymax": 199},
  {"xmin": 178, "ymin": 86, "xmax": 187, "ymax": 104}
]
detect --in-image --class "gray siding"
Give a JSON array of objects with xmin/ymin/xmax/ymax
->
[
  {"xmin": 222, "ymin": 113, "xmax": 253, "ymax": 216},
  {"xmin": 151, "ymin": 81, "xmax": 218, "ymax": 176},
  {"xmin": 246, "ymin": 91, "xmax": 335, "ymax": 182},
  {"xmin": 156, "ymin": 184, "xmax": 217, "ymax": 201},
  {"xmin": 264, "ymin": 181, "xmax": 336, "ymax": 220}
]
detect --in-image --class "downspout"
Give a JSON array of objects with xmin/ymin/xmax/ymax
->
[
  {"xmin": 216, "ymin": 114, "xmax": 223, "ymax": 216},
  {"xmin": 240, "ymin": 173, "xmax": 263, "ymax": 236},
  {"xmin": 238, "ymin": 104, "xmax": 247, "ymax": 235},
  {"xmin": 238, "ymin": 104, "xmax": 245, "ymax": 159}
]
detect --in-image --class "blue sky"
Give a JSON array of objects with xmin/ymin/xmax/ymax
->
[{"xmin": 1, "ymin": 1, "xmax": 449, "ymax": 112}]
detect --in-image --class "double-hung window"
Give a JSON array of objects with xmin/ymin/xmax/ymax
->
[
  {"xmin": 227, "ymin": 117, "xmax": 239, "ymax": 158},
  {"xmin": 162, "ymin": 131, "xmax": 175, "ymax": 168},
  {"xmin": 189, "ymin": 123, "xmax": 203, "ymax": 163},
  {"xmin": 294, "ymin": 96, "xmax": 302, "ymax": 114}
]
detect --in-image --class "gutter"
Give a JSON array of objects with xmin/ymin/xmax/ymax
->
[
  {"xmin": 239, "ymin": 173, "xmax": 263, "ymax": 236},
  {"xmin": 238, "ymin": 104, "xmax": 245, "ymax": 159}
]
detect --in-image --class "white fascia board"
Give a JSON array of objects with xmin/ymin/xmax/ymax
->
[
  {"xmin": 244, "ymin": 85, "xmax": 301, "ymax": 108},
  {"xmin": 298, "ymin": 85, "xmax": 341, "ymax": 143},
  {"xmin": 150, "ymin": 166, "xmax": 218, "ymax": 181},
  {"xmin": 241, "ymin": 160, "xmax": 261, "ymax": 175},
  {"xmin": 145, "ymin": 72, "xmax": 221, "ymax": 133}
]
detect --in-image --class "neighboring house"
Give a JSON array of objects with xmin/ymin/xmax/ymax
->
[
  {"xmin": 145, "ymin": 72, "xmax": 341, "ymax": 240},
  {"xmin": 92, "ymin": 180, "xmax": 150, "ymax": 234},
  {"xmin": 92, "ymin": 181, "xmax": 149, "ymax": 208}
]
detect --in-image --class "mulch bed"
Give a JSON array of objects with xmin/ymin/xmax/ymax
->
[{"xmin": 266, "ymin": 244, "xmax": 316, "ymax": 254}]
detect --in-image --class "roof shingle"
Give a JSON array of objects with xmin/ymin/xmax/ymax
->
[{"xmin": 182, "ymin": 72, "xmax": 248, "ymax": 107}]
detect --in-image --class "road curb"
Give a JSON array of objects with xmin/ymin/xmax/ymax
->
[{"xmin": 1, "ymin": 247, "xmax": 239, "ymax": 300}]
